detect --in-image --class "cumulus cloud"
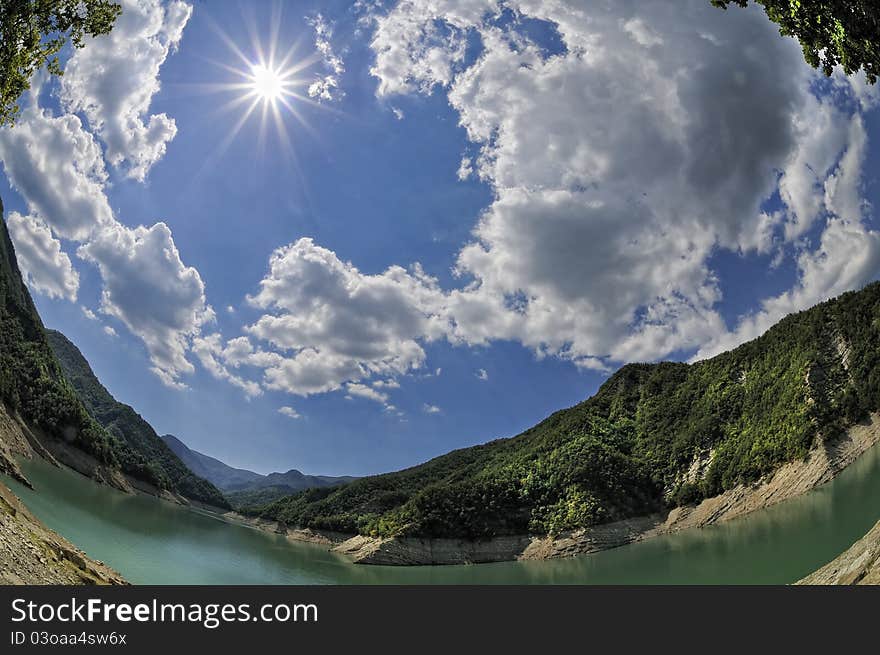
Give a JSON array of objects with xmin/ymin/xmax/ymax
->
[
  {"xmin": 476, "ymin": 368, "xmax": 488, "ymax": 380},
  {"xmin": 695, "ymin": 114, "xmax": 880, "ymax": 359},
  {"xmin": 345, "ymin": 382, "xmax": 389, "ymax": 404},
  {"xmin": 244, "ymin": 238, "xmax": 449, "ymax": 396},
  {"xmin": 103, "ymin": 325, "xmax": 118, "ymax": 337},
  {"xmin": 191, "ymin": 333, "xmax": 262, "ymax": 397},
  {"xmin": 6, "ymin": 212, "xmax": 79, "ymax": 301},
  {"xmin": 364, "ymin": 0, "xmax": 879, "ymax": 367},
  {"xmin": 278, "ymin": 406, "xmax": 302, "ymax": 419},
  {"xmin": 0, "ymin": 107, "xmax": 112, "ymax": 241},
  {"xmin": 422, "ymin": 403, "xmax": 442, "ymax": 414},
  {"xmin": 78, "ymin": 221, "xmax": 214, "ymax": 387},
  {"xmin": 59, "ymin": 0, "xmax": 192, "ymax": 180}
]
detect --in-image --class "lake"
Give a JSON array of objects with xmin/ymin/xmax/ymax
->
[{"xmin": 5, "ymin": 446, "xmax": 880, "ymax": 584}]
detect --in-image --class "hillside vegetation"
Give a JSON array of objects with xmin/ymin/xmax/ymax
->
[
  {"xmin": 257, "ymin": 282, "xmax": 880, "ymax": 539},
  {"xmin": 46, "ymin": 331, "xmax": 228, "ymax": 508},
  {"xmin": 1, "ymin": 202, "xmax": 226, "ymax": 508},
  {"xmin": 1, "ymin": 201, "xmax": 123, "ymax": 469}
]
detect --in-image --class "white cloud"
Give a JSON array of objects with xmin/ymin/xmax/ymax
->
[
  {"xmin": 308, "ymin": 77, "xmax": 341, "ymax": 102},
  {"xmin": 457, "ymin": 156, "xmax": 473, "ymax": 180},
  {"xmin": 0, "ymin": 107, "xmax": 113, "ymax": 241},
  {"xmin": 278, "ymin": 406, "xmax": 302, "ymax": 419},
  {"xmin": 78, "ymin": 221, "xmax": 214, "ymax": 387},
  {"xmin": 695, "ymin": 114, "xmax": 880, "ymax": 360},
  {"xmin": 370, "ymin": 0, "xmax": 496, "ymax": 96},
  {"xmin": 6, "ymin": 212, "xmax": 79, "ymax": 301},
  {"xmin": 391, "ymin": 106, "xmax": 405, "ymax": 120},
  {"xmin": 345, "ymin": 382, "xmax": 389, "ymax": 404},
  {"xmin": 245, "ymin": 238, "xmax": 449, "ymax": 396},
  {"xmin": 191, "ymin": 333, "xmax": 262, "ymax": 397},
  {"xmin": 365, "ymin": 0, "xmax": 878, "ymax": 368},
  {"xmin": 307, "ymin": 13, "xmax": 345, "ymax": 102},
  {"xmin": 59, "ymin": 0, "xmax": 192, "ymax": 180},
  {"xmin": 103, "ymin": 325, "xmax": 118, "ymax": 337},
  {"xmin": 82, "ymin": 307, "xmax": 98, "ymax": 320},
  {"xmin": 475, "ymin": 368, "xmax": 488, "ymax": 380},
  {"xmin": 373, "ymin": 378, "xmax": 401, "ymax": 389},
  {"xmin": 422, "ymin": 403, "xmax": 442, "ymax": 414}
]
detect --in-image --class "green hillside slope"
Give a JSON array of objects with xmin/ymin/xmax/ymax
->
[
  {"xmin": 46, "ymin": 330, "xmax": 228, "ymax": 508},
  {"xmin": 1, "ymin": 200, "xmax": 124, "ymax": 470},
  {"xmin": 1, "ymin": 199, "xmax": 227, "ymax": 509},
  {"xmin": 258, "ymin": 282, "xmax": 880, "ymax": 539}
]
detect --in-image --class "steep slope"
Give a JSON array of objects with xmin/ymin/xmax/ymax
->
[
  {"xmin": 259, "ymin": 281, "xmax": 880, "ymax": 548},
  {"xmin": 161, "ymin": 433, "xmax": 354, "ymax": 508},
  {"xmin": 1, "ymin": 199, "xmax": 130, "ymax": 489},
  {"xmin": 0, "ymin": 476, "xmax": 125, "ymax": 584},
  {"xmin": 46, "ymin": 331, "xmax": 229, "ymax": 509}
]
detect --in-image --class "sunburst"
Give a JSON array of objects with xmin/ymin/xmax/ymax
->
[{"xmin": 198, "ymin": 4, "xmax": 331, "ymax": 157}]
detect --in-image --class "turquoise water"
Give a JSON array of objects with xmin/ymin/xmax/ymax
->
[{"xmin": 5, "ymin": 445, "xmax": 880, "ymax": 584}]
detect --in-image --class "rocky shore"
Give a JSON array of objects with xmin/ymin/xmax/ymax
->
[
  {"xmin": 252, "ymin": 414, "xmax": 880, "ymax": 566},
  {"xmin": 798, "ymin": 519, "xmax": 880, "ymax": 585},
  {"xmin": 0, "ymin": 480, "xmax": 126, "ymax": 584}
]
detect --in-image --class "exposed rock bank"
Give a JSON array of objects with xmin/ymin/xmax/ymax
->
[
  {"xmin": 0, "ymin": 480, "xmax": 126, "ymax": 584},
  {"xmin": 271, "ymin": 414, "xmax": 880, "ymax": 565},
  {"xmin": 797, "ymin": 519, "xmax": 880, "ymax": 585}
]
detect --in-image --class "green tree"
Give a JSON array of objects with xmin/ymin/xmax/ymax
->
[
  {"xmin": 0, "ymin": 0, "xmax": 121, "ymax": 126},
  {"xmin": 712, "ymin": 1, "xmax": 880, "ymax": 83}
]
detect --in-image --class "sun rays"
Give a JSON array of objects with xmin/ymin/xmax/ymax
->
[{"xmin": 197, "ymin": 4, "xmax": 333, "ymax": 159}]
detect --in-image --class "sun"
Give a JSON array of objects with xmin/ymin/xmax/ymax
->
[
  {"xmin": 248, "ymin": 63, "xmax": 287, "ymax": 103},
  {"xmin": 199, "ymin": 8, "xmax": 332, "ymax": 156}
]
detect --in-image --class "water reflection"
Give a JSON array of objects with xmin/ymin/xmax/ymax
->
[{"xmin": 4, "ymin": 445, "xmax": 880, "ymax": 584}]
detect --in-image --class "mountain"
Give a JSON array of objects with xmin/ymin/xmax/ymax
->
[
  {"xmin": 0, "ymin": 199, "xmax": 134, "ymax": 489},
  {"xmin": 160, "ymin": 434, "xmax": 355, "ymax": 507},
  {"xmin": 161, "ymin": 434, "xmax": 262, "ymax": 489},
  {"xmin": 45, "ymin": 330, "xmax": 229, "ymax": 509},
  {"xmin": 258, "ymin": 281, "xmax": 880, "ymax": 542}
]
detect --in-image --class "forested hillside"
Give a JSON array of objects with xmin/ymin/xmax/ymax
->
[
  {"xmin": 46, "ymin": 330, "xmax": 228, "ymax": 508},
  {"xmin": 258, "ymin": 282, "xmax": 880, "ymax": 539},
  {"xmin": 1, "ymin": 201, "xmax": 227, "ymax": 508},
  {"xmin": 1, "ymin": 200, "xmax": 123, "ymax": 469}
]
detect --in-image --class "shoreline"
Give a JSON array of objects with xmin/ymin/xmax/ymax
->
[{"xmin": 235, "ymin": 414, "xmax": 880, "ymax": 566}]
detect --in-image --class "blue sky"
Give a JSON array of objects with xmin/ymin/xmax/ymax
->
[{"xmin": 1, "ymin": 1, "xmax": 879, "ymax": 476}]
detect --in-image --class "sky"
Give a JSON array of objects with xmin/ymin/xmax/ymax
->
[{"xmin": 1, "ymin": 0, "xmax": 879, "ymax": 477}]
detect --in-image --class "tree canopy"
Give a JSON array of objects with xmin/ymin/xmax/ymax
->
[
  {"xmin": 0, "ymin": 0, "xmax": 120, "ymax": 126},
  {"xmin": 713, "ymin": 1, "xmax": 879, "ymax": 83}
]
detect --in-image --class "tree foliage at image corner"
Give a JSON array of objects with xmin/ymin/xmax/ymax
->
[
  {"xmin": 0, "ymin": 0, "xmax": 121, "ymax": 126},
  {"xmin": 712, "ymin": 0, "xmax": 880, "ymax": 83}
]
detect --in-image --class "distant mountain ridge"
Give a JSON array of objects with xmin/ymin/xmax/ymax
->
[{"xmin": 160, "ymin": 434, "xmax": 355, "ymax": 506}]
